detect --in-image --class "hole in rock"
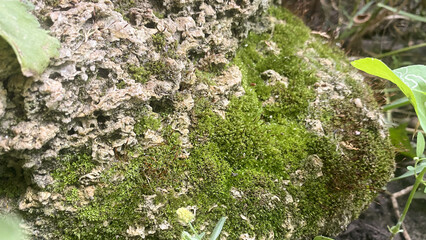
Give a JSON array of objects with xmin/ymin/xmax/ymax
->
[
  {"xmin": 0, "ymin": 157, "xmax": 27, "ymax": 199},
  {"xmin": 97, "ymin": 68, "xmax": 110, "ymax": 78},
  {"xmin": 149, "ymin": 97, "xmax": 175, "ymax": 115},
  {"xmin": 95, "ymin": 111, "xmax": 110, "ymax": 130},
  {"xmin": 145, "ymin": 21, "xmax": 157, "ymax": 29},
  {"xmin": 49, "ymin": 72, "xmax": 61, "ymax": 79}
]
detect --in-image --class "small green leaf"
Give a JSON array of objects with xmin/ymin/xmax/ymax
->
[
  {"xmin": 378, "ymin": 3, "xmax": 426, "ymax": 23},
  {"xmin": 314, "ymin": 236, "xmax": 334, "ymax": 240},
  {"xmin": 0, "ymin": 0, "xmax": 60, "ymax": 77},
  {"xmin": 181, "ymin": 231, "xmax": 195, "ymax": 240},
  {"xmin": 414, "ymin": 189, "xmax": 426, "ymax": 199},
  {"xmin": 195, "ymin": 232, "xmax": 206, "ymax": 240},
  {"xmin": 393, "ymin": 162, "xmax": 426, "ymax": 181},
  {"xmin": 209, "ymin": 217, "xmax": 227, "ymax": 240},
  {"xmin": 382, "ymin": 96, "xmax": 410, "ymax": 111},
  {"xmin": 389, "ymin": 123, "xmax": 415, "ymax": 158},
  {"xmin": 388, "ymin": 225, "xmax": 403, "ymax": 234},
  {"xmin": 351, "ymin": 58, "xmax": 416, "ymax": 109}
]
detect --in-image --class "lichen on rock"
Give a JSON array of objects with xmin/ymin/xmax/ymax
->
[{"xmin": 0, "ymin": 1, "xmax": 394, "ymax": 239}]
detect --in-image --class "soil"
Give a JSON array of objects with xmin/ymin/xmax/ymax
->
[{"xmin": 336, "ymin": 172, "xmax": 426, "ymax": 240}]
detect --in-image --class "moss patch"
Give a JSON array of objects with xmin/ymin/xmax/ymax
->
[
  {"xmin": 45, "ymin": 6, "xmax": 394, "ymax": 240},
  {"xmin": 134, "ymin": 113, "xmax": 162, "ymax": 137},
  {"xmin": 51, "ymin": 154, "xmax": 95, "ymax": 190}
]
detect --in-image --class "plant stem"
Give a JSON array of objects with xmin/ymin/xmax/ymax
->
[
  {"xmin": 375, "ymin": 43, "xmax": 426, "ymax": 58},
  {"xmin": 391, "ymin": 167, "xmax": 426, "ymax": 239},
  {"xmin": 189, "ymin": 222, "xmax": 198, "ymax": 235}
]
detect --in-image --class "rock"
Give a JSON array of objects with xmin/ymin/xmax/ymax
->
[
  {"xmin": 0, "ymin": 1, "xmax": 394, "ymax": 239},
  {"xmin": 261, "ymin": 69, "xmax": 289, "ymax": 87}
]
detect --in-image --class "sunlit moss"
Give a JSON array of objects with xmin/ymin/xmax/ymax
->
[{"xmin": 47, "ymin": 6, "xmax": 394, "ymax": 240}]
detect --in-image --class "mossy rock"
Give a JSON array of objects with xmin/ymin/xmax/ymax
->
[{"xmin": 1, "ymin": 3, "xmax": 394, "ymax": 240}]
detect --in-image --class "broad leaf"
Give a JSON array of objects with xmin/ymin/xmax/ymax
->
[
  {"xmin": 0, "ymin": 0, "xmax": 60, "ymax": 77},
  {"xmin": 351, "ymin": 58, "xmax": 426, "ymax": 130},
  {"xmin": 393, "ymin": 64, "xmax": 426, "ymax": 131},
  {"xmin": 0, "ymin": 215, "xmax": 25, "ymax": 240}
]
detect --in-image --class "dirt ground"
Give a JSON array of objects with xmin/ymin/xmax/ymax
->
[{"xmin": 336, "ymin": 173, "xmax": 426, "ymax": 240}]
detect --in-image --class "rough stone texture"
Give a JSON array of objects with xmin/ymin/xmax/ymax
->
[{"xmin": 0, "ymin": 1, "xmax": 394, "ymax": 239}]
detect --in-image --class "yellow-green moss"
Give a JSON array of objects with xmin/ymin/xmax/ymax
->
[
  {"xmin": 46, "ymin": 6, "xmax": 394, "ymax": 240},
  {"xmin": 133, "ymin": 114, "xmax": 162, "ymax": 137},
  {"xmin": 51, "ymin": 154, "xmax": 95, "ymax": 190},
  {"xmin": 113, "ymin": 0, "xmax": 137, "ymax": 21},
  {"xmin": 194, "ymin": 69, "xmax": 217, "ymax": 86},
  {"xmin": 128, "ymin": 61, "xmax": 168, "ymax": 84}
]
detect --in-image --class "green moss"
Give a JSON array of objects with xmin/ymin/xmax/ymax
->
[
  {"xmin": 307, "ymin": 39, "xmax": 348, "ymax": 71},
  {"xmin": 115, "ymin": 80, "xmax": 127, "ymax": 89},
  {"xmin": 152, "ymin": 32, "xmax": 167, "ymax": 52},
  {"xmin": 128, "ymin": 64, "xmax": 150, "ymax": 84},
  {"xmin": 129, "ymin": 60, "xmax": 171, "ymax": 83},
  {"xmin": 152, "ymin": 32, "xmax": 178, "ymax": 58},
  {"xmin": 64, "ymin": 187, "xmax": 80, "ymax": 205},
  {"xmin": 113, "ymin": 0, "xmax": 137, "ymax": 20},
  {"xmin": 51, "ymin": 154, "xmax": 95, "ymax": 190},
  {"xmin": 134, "ymin": 114, "xmax": 162, "ymax": 137},
  {"xmin": 233, "ymin": 13, "xmax": 315, "ymax": 120},
  {"xmin": 153, "ymin": 10, "xmax": 165, "ymax": 19},
  {"xmin": 46, "ymin": 6, "xmax": 393, "ymax": 240},
  {"xmin": 194, "ymin": 69, "xmax": 217, "ymax": 86},
  {"xmin": 44, "ymin": 0, "xmax": 61, "ymax": 7}
]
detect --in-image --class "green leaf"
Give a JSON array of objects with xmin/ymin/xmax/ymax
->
[
  {"xmin": 181, "ymin": 231, "xmax": 194, "ymax": 240},
  {"xmin": 0, "ymin": 215, "xmax": 25, "ymax": 240},
  {"xmin": 392, "ymin": 161, "xmax": 426, "ymax": 181},
  {"xmin": 389, "ymin": 123, "xmax": 415, "ymax": 158},
  {"xmin": 413, "ymin": 189, "xmax": 426, "ymax": 199},
  {"xmin": 351, "ymin": 58, "xmax": 426, "ymax": 130},
  {"xmin": 195, "ymin": 232, "xmax": 206, "ymax": 240},
  {"xmin": 393, "ymin": 64, "xmax": 426, "ymax": 131},
  {"xmin": 351, "ymin": 58, "xmax": 415, "ymax": 108},
  {"xmin": 209, "ymin": 217, "xmax": 227, "ymax": 240},
  {"xmin": 314, "ymin": 236, "xmax": 334, "ymax": 240},
  {"xmin": 417, "ymin": 132, "xmax": 425, "ymax": 158},
  {"xmin": 388, "ymin": 225, "xmax": 403, "ymax": 234},
  {"xmin": 377, "ymin": 3, "xmax": 426, "ymax": 23},
  {"xmin": 382, "ymin": 96, "xmax": 410, "ymax": 111},
  {"xmin": 0, "ymin": 0, "xmax": 60, "ymax": 77}
]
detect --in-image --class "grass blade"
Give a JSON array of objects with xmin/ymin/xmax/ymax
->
[{"xmin": 209, "ymin": 217, "xmax": 227, "ymax": 240}]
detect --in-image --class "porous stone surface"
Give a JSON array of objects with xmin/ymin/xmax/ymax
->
[{"xmin": 0, "ymin": 0, "xmax": 394, "ymax": 239}]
